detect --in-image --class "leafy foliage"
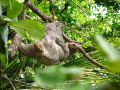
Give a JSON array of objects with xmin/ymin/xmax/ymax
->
[
  {"xmin": 7, "ymin": 0, "xmax": 23, "ymax": 19},
  {"xmin": 9, "ymin": 20, "xmax": 44, "ymax": 40},
  {"xmin": 0, "ymin": 0, "xmax": 120, "ymax": 90}
]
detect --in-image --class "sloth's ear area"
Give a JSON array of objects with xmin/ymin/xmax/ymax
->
[{"xmin": 34, "ymin": 42, "xmax": 43, "ymax": 52}]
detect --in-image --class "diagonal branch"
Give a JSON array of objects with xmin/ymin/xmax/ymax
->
[
  {"xmin": 25, "ymin": 0, "xmax": 53, "ymax": 22},
  {"xmin": 77, "ymin": 45, "xmax": 105, "ymax": 69},
  {"xmin": 64, "ymin": 34, "xmax": 108, "ymax": 70}
]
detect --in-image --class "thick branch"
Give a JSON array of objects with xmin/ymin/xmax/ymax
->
[
  {"xmin": 25, "ymin": 0, "xmax": 53, "ymax": 22},
  {"xmin": 8, "ymin": 34, "xmax": 22, "ymax": 60},
  {"xmin": 63, "ymin": 33, "xmax": 83, "ymax": 45}
]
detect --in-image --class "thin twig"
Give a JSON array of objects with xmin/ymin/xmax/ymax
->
[
  {"xmin": 48, "ymin": 0, "xmax": 54, "ymax": 18},
  {"xmin": 2, "ymin": 74, "xmax": 16, "ymax": 90}
]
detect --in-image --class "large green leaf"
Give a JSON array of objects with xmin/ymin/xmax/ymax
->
[
  {"xmin": 95, "ymin": 34, "xmax": 120, "ymax": 61},
  {"xmin": 1, "ymin": 0, "xmax": 9, "ymax": 7},
  {"xmin": 35, "ymin": 66, "xmax": 85, "ymax": 88},
  {"xmin": 95, "ymin": 34, "xmax": 120, "ymax": 73},
  {"xmin": 115, "ymin": 0, "xmax": 120, "ymax": 3},
  {"xmin": 7, "ymin": 0, "xmax": 23, "ymax": 19},
  {"xmin": 9, "ymin": 20, "xmax": 44, "ymax": 40}
]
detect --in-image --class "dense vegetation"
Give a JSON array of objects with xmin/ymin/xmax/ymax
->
[{"xmin": 0, "ymin": 0, "xmax": 120, "ymax": 90}]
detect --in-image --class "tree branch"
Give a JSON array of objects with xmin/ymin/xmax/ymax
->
[
  {"xmin": 25, "ymin": 0, "xmax": 53, "ymax": 22},
  {"xmin": 8, "ymin": 34, "xmax": 22, "ymax": 61},
  {"xmin": 63, "ymin": 33, "xmax": 79, "ymax": 43},
  {"xmin": 64, "ymin": 34, "xmax": 108, "ymax": 70},
  {"xmin": 77, "ymin": 45, "xmax": 105, "ymax": 69}
]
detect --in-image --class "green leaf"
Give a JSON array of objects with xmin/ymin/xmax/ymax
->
[
  {"xmin": 9, "ymin": 20, "xmax": 44, "ymax": 40},
  {"xmin": 35, "ymin": 66, "xmax": 85, "ymax": 88},
  {"xmin": 1, "ymin": 0, "xmax": 9, "ymax": 7},
  {"xmin": 95, "ymin": 34, "xmax": 120, "ymax": 61},
  {"xmin": 0, "ymin": 54, "xmax": 6, "ymax": 66},
  {"xmin": 95, "ymin": 34, "xmax": 120, "ymax": 73},
  {"xmin": 7, "ymin": 0, "xmax": 23, "ymax": 19},
  {"xmin": 115, "ymin": 0, "xmax": 120, "ymax": 3},
  {"xmin": 106, "ymin": 60, "xmax": 120, "ymax": 73},
  {"xmin": 0, "ymin": 26, "xmax": 8, "ymax": 67}
]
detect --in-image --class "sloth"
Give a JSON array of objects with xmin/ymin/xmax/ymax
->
[{"xmin": 18, "ymin": 21, "xmax": 70, "ymax": 65}]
